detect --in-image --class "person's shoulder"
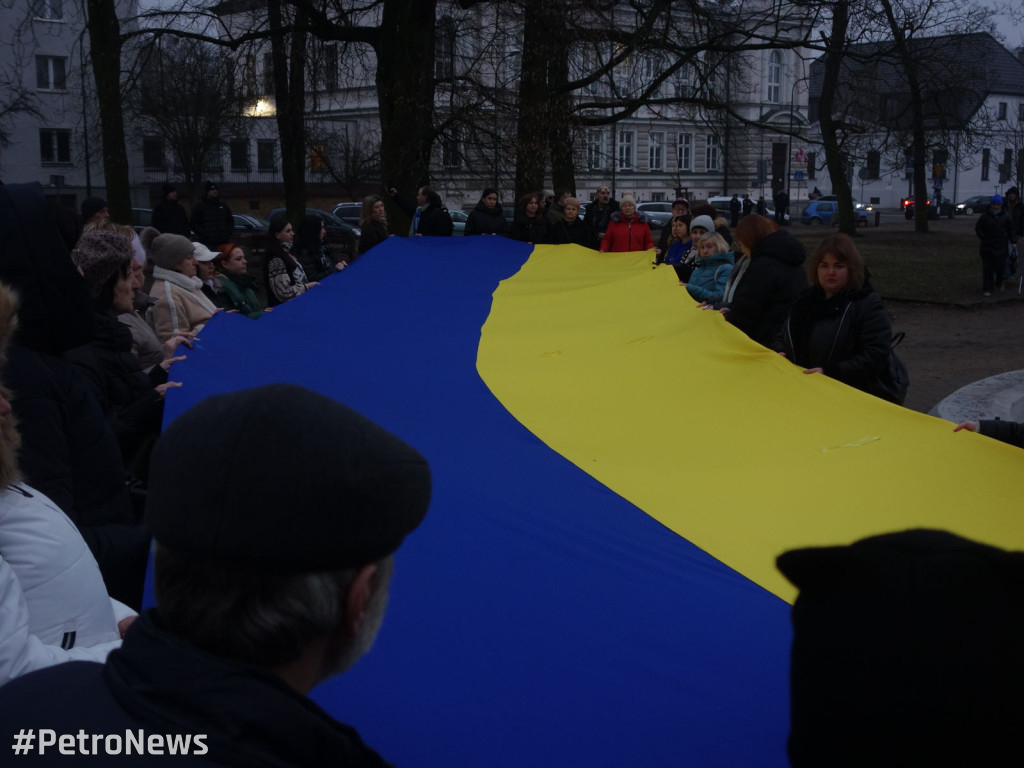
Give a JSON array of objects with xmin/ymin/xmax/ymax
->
[{"xmin": 0, "ymin": 660, "xmax": 107, "ymax": 709}]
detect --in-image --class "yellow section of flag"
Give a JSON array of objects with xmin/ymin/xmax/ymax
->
[{"xmin": 477, "ymin": 244, "xmax": 1024, "ymax": 601}]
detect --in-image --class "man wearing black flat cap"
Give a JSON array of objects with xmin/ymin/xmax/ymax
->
[{"xmin": 0, "ymin": 384, "xmax": 432, "ymax": 767}]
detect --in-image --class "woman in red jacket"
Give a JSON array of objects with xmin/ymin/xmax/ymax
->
[{"xmin": 599, "ymin": 195, "xmax": 655, "ymax": 253}]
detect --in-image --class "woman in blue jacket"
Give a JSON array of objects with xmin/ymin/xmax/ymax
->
[{"xmin": 685, "ymin": 233, "xmax": 734, "ymax": 305}]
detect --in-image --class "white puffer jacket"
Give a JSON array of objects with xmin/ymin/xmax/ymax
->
[{"xmin": 0, "ymin": 484, "xmax": 135, "ymax": 685}]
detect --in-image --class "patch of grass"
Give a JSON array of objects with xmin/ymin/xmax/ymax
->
[{"xmin": 786, "ymin": 217, "xmax": 1021, "ymax": 305}]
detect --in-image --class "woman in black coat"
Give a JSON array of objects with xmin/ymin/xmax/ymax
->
[
  {"xmin": 292, "ymin": 214, "xmax": 345, "ymax": 282},
  {"xmin": 509, "ymin": 191, "xmax": 550, "ymax": 244},
  {"xmin": 358, "ymin": 195, "xmax": 391, "ymax": 256},
  {"xmin": 778, "ymin": 233, "xmax": 895, "ymax": 401},
  {"xmin": 720, "ymin": 214, "xmax": 807, "ymax": 346},
  {"xmin": 464, "ymin": 188, "xmax": 508, "ymax": 237},
  {"xmin": 550, "ymin": 197, "xmax": 599, "ymax": 249},
  {"xmin": 70, "ymin": 231, "xmax": 186, "ymax": 479}
]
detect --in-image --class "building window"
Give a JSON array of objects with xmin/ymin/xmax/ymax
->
[
  {"xmin": 673, "ymin": 65, "xmax": 691, "ymax": 98},
  {"xmin": 617, "ymin": 130, "xmax": 634, "ymax": 170},
  {"xmin": 677, "ymin": 133, "xmax": 692, "ymax": 171},
  {"xmin": 436, "ymin": 17, "xmax": 456, "ymax": 80},
  {"xmin": 766, "ymin": 51, "xmax": 782, "ymax": 104},
  {"xmin": 441, "ymin": 130, "xmax": 461, "ymax": 169},
  {"xmin": 244, "ymin": 55, "xmax": 257, "ymax": 99},
  {"xmin": 36, "ymin": 56, "xmax": 66, "ymax": 91},
  {"xmin": 706, "ymin": 134, "xmax": 721, "ymax": 171},
  {"xmin": 1002, "ymin": 148, "xmax": 1013, "ymax": 183},
  {"xmin": 309, "ymin": 144, "xmax": 327, "ymax": 172},
  {"xmin": 230, "ymin": 139, "xmax": 250, "ymax": 171},
  {"xmin": 262, "ymin": 52, "xmax": 275, "ymax": 95},
  {"xmin": 257, "ymin": 140, "xmax": 276, "ymax": 171},
  {"xmin": 981, "ymin": 148, "xmax": 990, "ymax": 180},
  {"xmin": 587, "ymin": 130, "xmax": 606, "ymax": 171},
  {"xmin": 322, "ymin": 44, "xmax": 338, "ymax": 92},
  {"xmin": 806, "ymin": 152, "xmax": 816, "ymax": 180},
  {"xmin": 33, "ymin": 0, "xmax": 62, "ymax": 20},
  {"xmin": 865, "ymin": 150, "xmax": 880, "ymax": 180},
  {"xmin": 39, "ymin": 128, "xmax": 71, "ymax": 164},
  {"xmin": 998, "ymin": 102, "xmax": 1008, "ymax": 120},
  {"xmin": 142, "ymin": 137, "xmax": 165, "ymax": 170},
  {"xmin": 648, "ymin": 131, "xmax": 664, "ymax": 171}
]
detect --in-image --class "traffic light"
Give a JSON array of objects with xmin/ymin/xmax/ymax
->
[{"xmin": 932, "ymin": 149, "xmax": 948, "ymax": 180}]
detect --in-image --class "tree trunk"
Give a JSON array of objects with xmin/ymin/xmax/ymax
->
[
  {"xmin": 545, "ymin": 6, "xmax": 574, "ymax": 196},
  {"xmin": 515, "ymin": 5, "xmax": 549, "ymax": 197},
  {"xmin": 817, "ymin": 0, "xmax": 857, "ymax": 235},
  {"xmin": 86, "ymin": 0, "xmax": 131, "ymax": 223},
  {"xmin": 375, "ymin": 0, "xmax": 438, "ymax": 233},
  {"xmin": 880, "ymin": 0, "xmax": 930, "ymax": 233},
  {"xmin": 269, "ymin": 0, "xmax": 307, "ymax": 221}
]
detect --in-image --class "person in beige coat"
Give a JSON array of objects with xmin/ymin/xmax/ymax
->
[{"xmin": 140, "ymin": 227, "xmax": 217, "ymax": 342}]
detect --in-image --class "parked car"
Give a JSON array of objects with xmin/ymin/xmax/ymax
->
[
  {"xmin": 449, "ymin": 209, "xmax": 468, "ymax": 236},
  {"xmin": 955, "ymin": 195, "xmax": 993, "ymax": 215},
  {"xmin": 902, "ymin": 197, "xmax": 955, "ymax": 219},
  {"xmin": 131, "ymin": 208, "xmax": 152, "ymax": 235},
  {"xmin": 331, "ymin": 202, "xmax": 363, "ymax": 227},
  {"xmin": 801, "ymin": 200, "xmax": 868, "ymax": 227},
  {"xmin": 635, "ymin": 202, "xmax": 672, "ymax": 229},
  {"xmin": 267, "ymin": 208, "xmax": 359, "ymax": 258},
  {"xmin": 233, "ymin": 213, "xmax": 270, "ymax": 234}
]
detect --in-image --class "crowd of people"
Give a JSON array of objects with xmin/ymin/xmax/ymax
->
[{"xmin": 0, "ymin": 176, "xmax": 1021, "ymax": 765}]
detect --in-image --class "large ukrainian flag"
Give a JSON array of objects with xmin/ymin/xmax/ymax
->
[{"xmin": 163, "ymin": 236, "xmax": 1024, "ymax": 767}]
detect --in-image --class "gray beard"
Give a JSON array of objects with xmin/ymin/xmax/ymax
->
[{"xmin": 327, "ymin": 556, "xmax": 394, "ymax": 677}]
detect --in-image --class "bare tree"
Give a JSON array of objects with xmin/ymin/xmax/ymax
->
[
  {"xmin": 133, "ymin": 36, "xmax": 250, "ymax": 199},
  {"xmin": 0, "ymin": 68, "xmax": 39, "ymax": 153}
]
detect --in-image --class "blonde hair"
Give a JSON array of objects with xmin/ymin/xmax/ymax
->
[{"xmin": 699, "ymin": 232, "xmax": 729, "ymax": 254}]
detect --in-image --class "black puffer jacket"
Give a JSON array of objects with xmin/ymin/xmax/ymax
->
[
  {"xmin": 725, "ymin": 229, "xmax": 807, "ymax": 346},
  {"xmin": 779, "ymin": 283, "xmax": 893, "ymax": 400},
  {"xmin": 465, "ymin": 202, "xmax": 508, "ymax": 236},
  {"xmin": 190, "ymin": 195, "xmax": 234, "ymax": 249}
]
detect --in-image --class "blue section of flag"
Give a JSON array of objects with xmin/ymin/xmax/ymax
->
[{"xmin": 160, "ymin": 236, "xmax": 792, "ymax": 767}]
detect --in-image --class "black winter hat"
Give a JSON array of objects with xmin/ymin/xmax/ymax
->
[
  {"xmin": 778, "ymin": 529, "xmax": 1024, "ymax": 767},
  {"xmin": 80, "ymin": 196, "xmax": 108, "ymax": 221},
  {"xmin": 147, "ymin": 384, "xmax": 432, "ymax": 572}
]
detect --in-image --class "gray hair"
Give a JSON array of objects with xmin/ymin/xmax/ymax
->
[{"xmin": 154, "ymin": 543, "xmax": 392, "ymax": 668}]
